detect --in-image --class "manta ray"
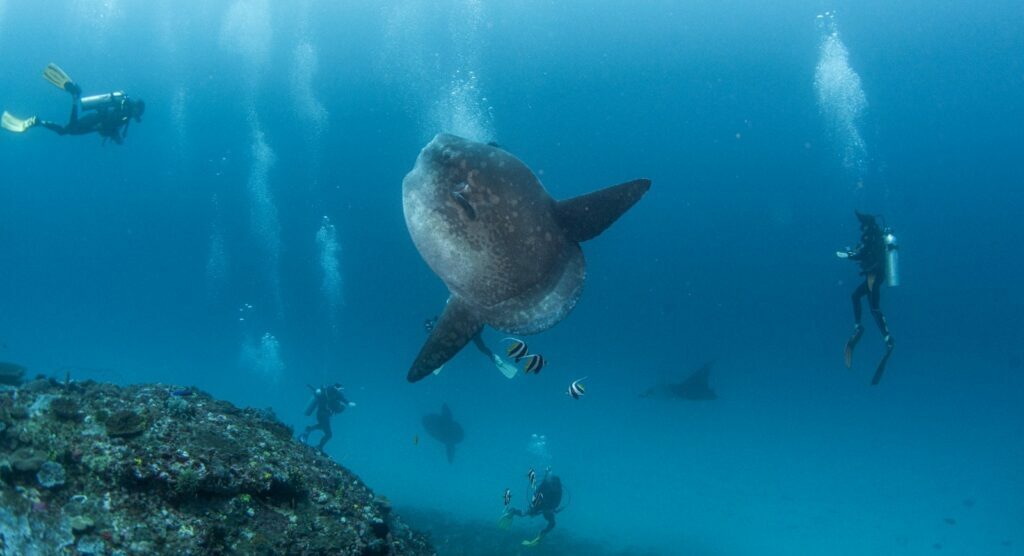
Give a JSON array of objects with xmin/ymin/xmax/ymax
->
[
  {"xmin": 403, "ymin": 134, "xmax": 650, "ymax": 382},
  {"xmin": 640, "ymin": 361, "xmax": 718, "ymax": 401},
  {"xmin": 421, "ymin": 403, "xmax": 464, "ymax": 464}
]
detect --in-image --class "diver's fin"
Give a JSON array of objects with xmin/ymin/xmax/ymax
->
[
  {"xmin": 871, "ymin": 338, "xmax": 894, "ymax": 386},
  {"xmin": 42, "ymin": 63, "xmax": 75, "ymax": 92},
  {"xmin": 843, "ymin": 324, "xmax": 864, "ymax": 368},
  {"xmin": 493, "ymin": 354, "xmax": 519, "ymax": 379},
  {"xmin": 1, "ymin": 112, "xmax": 37, "ymax": 133},
  {"xmin": 521, "ymin": 535, "xmax": 543, "ymax": 547},
  {"xmin": 497, "ymin": 511, "xmax": 514, "ymax": 530},
  {"xmin": 407, "ymin": 296, "xmax": 483, "ymax": 382},
  {"xmin": 555, "ymin": 178, "xmax": 651, "ymax": 242}
]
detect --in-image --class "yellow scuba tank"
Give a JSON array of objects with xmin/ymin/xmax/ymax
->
[
  {"xmin": 80, "ymin": 91, "xmax": 128, "ymax": 112},
  {"xmin": 883, "ymin": 227, "xmax": 899, "ymax": 286}
]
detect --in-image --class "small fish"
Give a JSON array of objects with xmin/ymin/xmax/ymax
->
[
  {"xmin": 523, "ymin": 354, "xmax": 545, "ymax": 374},
  {"xmin": 171, "ymin": 388, "xmax": 195, "ymax": 397},
  {"xmin": 504, "ymin": 338, "xmax": 529, "ymax": 362},
  {"xmin": 503, "ymin": 488, "xmax": 512, "ymax": 507},
  {"xmin": 567, "ymin": 377, "xmax": 587, "ymax": 400},
  {"xmin": 527, "ymin": 467, "xmax": 536, "ymax": 489}
]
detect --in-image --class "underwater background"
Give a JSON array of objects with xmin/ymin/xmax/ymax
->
[{"xmin": 0, "ymin": 0, "xmax": 1021, "ymax": 554}]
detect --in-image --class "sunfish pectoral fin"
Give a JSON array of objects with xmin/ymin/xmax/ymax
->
[
  {"xmin": 555, "ymin": 178, "xmax": 651, "ymax": 243},
  {"xmin": 407, "ymin": 297, "xmax": 484, "ymax": 382}
]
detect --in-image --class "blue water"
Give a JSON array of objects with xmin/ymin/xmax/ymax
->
[{"xmin": 1, "ymin": 1, "xmax": 1022, "ymax": 554}]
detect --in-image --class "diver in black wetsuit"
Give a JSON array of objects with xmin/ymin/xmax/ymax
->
[
  {"xmin": 2, "ymin": 64, "xmax": 145, "ymax": 145},
  {"xmin": 38, "ymin": 84, "xmax": 145, "ymax": 145},
  {"xmin": 837, "ymin": 211, "xmax": 895, "ymax": 383},
  {"xmin": 298, "ymin": 383, "xmax": 351, "ymax": 451},
  {"xmin": 499, "ymin": 470, "xmax": 565, "ymax": 546}
]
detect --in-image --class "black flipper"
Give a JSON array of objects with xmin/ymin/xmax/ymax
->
[
  {"xmin": 871, "ymin": 341, "xmax": 894, "ymax": 386},
  {"xmin": 407, "ymin": 297, "xmax": 484, "ymax": 382},
  {"xmin": 555, "ymin": 179, "xmax": 651, "ymax": 243},
  {"xmin": 844, "ymin": 325, "xmax": 864, "ymax": 368}
]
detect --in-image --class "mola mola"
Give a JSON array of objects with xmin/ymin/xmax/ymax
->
[
  {"xmin": 403, "ymin": 134, "xmax": 650, "ymax": 382},
  {"xmin": 421, "ymin": 403, "xmax": 464, "ymax": 464}
]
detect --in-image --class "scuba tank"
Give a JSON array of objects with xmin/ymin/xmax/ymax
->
[
  {"xmin": 80, "ymin": 91, "xmax": 129, "ymax": 112},
  {"xmin": 883, "ymin": 227, "xmax": 899, "ymax": 286}
]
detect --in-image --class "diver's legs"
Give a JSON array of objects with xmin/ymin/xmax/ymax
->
[
  {"xmin": 64, "ymin": 81, "xmax": 82, "ymax": 97},
  {"xmin": 470, "ymin": 333, "xmax": 493, "ymax": 358},
  {"xmin": 299, "ymin": 423, "xmax": 321, "ymax": 443},
  {"xmin": 851, "ymin": 281, "xmax": 869, "ymax": 324},
  {"xmin": 66, "ymin": 96, "xmax": 80, "ymax": 127},
  {"xmin": 866, "ymin": 277, "xmax": 893, "ymax": 346},
  {"xmin": 37, "ymin": 121, "xmax": 68, "ymax": 135},
  {"xmin": 845, "ymin": 281, "xmax": 869, "ymax": 368},
  {"xmin": 316, "ymin": 416, "xmax": 333, "ymax": 450}
]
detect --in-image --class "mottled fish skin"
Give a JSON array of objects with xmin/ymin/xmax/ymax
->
[
  {"xmin": 403, "ymin": 134, "xmax": 585, "ymax": 335},
  {"xmin": 402, "ymin": 134, "xmax": 650, "ymax": 382}
]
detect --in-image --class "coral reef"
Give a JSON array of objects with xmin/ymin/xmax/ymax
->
[{"xmin": 0, "ymin": 380, "xmax": 434, "ymax": 555}]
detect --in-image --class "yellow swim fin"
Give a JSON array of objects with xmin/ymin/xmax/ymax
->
[
  {"xmin": 42, "ymin": 63, "xmax": 73, "ymax": 91},
  {"xmin": 521, "ymin": 535, "xmax": 543, "ymax": 547},
  {"xmin": 497, "ymin": 511, "xmax": 514, "ymax": 530},
  {"xmin": 493, "ymin": 355, "xmax": 518, "ymax": 379},
  {"xmin": 1, "ymin": 112, "xmax": 37, "ymax": 133}
]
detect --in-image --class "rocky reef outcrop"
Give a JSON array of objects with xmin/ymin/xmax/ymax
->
[{"xmin": 0, "ymin": 377, "xmax": 435, "ymax": 556}]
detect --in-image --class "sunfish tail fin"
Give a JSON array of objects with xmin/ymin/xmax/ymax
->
[
  {"xmin": 555, "ymin": 178, "xmax": 651, "ymax": 242},
  {"xmin": 407, "ymin": 296, "xmax": 483, "ymax": 382}
]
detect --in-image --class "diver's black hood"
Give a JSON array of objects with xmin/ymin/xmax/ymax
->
[{"xmin": 855, "ymin": 210, "xmax": 880, "ymax": 230}]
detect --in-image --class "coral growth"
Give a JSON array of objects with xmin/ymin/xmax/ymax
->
[{"xmin": 0, "ymin": 379, "xmax": 434, "ymax": 555}]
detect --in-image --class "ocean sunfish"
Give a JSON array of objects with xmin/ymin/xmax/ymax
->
[{"xmin": 403, "ymin": 134, "xmax": 650, "ymax": 382}]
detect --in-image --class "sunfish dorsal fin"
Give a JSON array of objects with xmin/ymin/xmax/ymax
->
[
  {"xmin": 408, "ymin": 297, "xmax": 484, "ymax": 382},
  {"xmin": 555, "ymin": 178, "xmax": 651, "ymax": 243}
]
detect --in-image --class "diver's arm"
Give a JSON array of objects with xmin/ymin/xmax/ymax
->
[{"xmin": 837, "ymin": 244, "xmax": 862, "ymax": 260}]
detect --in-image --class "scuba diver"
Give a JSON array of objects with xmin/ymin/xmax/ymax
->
[
  {"xmin": 498, "ymin": 468, "xmax": 566, "ymax": 547},
  {"xmin": 423, "ymin": 316, "xmax": 518, "ymax": 378},
  {"xmin": 1, "ymin": 63, "xmax": 144, "ymax": 145},
  {"xmin": 837, "ymin": 210, "xmax": 899, "ymax": 385},
  {"xmin": 298, "ymin": 383, "xmax": 354, "ymax": 451}
]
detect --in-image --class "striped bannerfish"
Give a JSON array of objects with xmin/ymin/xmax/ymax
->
[
  {"xmin": 503, "ymin": 338, "xmax": 530, "ymax": 362},
  {"xmin": 523, "ymin": 354, "xmax": 545, "ymax": 374},
  {"xmin": 567, "ymin": 378, "xmax": 586, "ymax": 399}
]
